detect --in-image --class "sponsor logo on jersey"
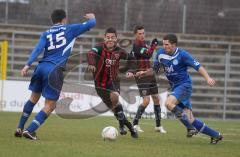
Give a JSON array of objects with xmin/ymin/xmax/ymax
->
[
  {"xmin": 173, "ymin": 59, "xmax": 178, "ymax": 65},
  {"xmin": 165, "ymin": 65, "xmax": 174, "ymax": 73},
  {"xmin": 194, "ymin": 60, "xmax": 200, "ymax": 66},
  {"xmin": 141, "ymin": 90, "xmax": 147, "ymax": 96},
  {"xmin": 105, "ymin": 59, "xmax": 116, "ymax": 66},
  {"xmin": 114, "ymin": 53, "xmax": 120, "ymax": 60}
]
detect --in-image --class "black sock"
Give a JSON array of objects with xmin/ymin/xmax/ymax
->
[
  {"xmin": 133, "ymin": 105, "xmax": 146, "ymax": 125},
  {"xmin": 154, "ymin": 105, "xmax": 161, "ymax": 127},
  {"xmin": 124, "ymin": 119, "xmax": 134, "ymax": 132},
  {"xmin": 113, "ymin": 105, "xmax": 125, "ymax": 128},
  {"xmin": 113, "ymin": 104, "xmax": 134, "ymax": 131}
]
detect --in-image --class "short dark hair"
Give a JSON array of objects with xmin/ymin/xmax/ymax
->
[
  {"xmin": 51, "ymin": 9, "xmax": 66, "ymax": 24},
  {"xmin": 163, "ymin": 34, "xmax": 178, "ymax": 45},
  {"xmin": 105, "ymin": 27, "xmax": 117, "ymax": 37},
  {"xmin": 133, "ymin": 25, "xmax": 144, "ymax": 34}
]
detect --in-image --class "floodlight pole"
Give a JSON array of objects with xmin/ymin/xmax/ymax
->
[
  {"xmin": 182, "ymin": 4, "xmax": 187, "ymax": 34},
  {"xmin": 123, "ymin": 0, "xmax": 128, "ymax": 31},
  {"xmin": 65, "ymin": 0, "xmax": 68, "ymax": 20},
  {"xmin": 223, "ymin": 45, "xmax": 231, "ymax": 120},
  {"xmin": 5, "ymin": 0, "xmax": 8, "ymax": 24}
]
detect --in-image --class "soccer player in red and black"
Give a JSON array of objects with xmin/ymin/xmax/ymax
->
[
  {"xmin": 87, "ymin": 27, "xmax": 138, "ymax": 138},
  {"xmin": 129, "ymin": 25, "xmax": 166, "ymax": 133}
]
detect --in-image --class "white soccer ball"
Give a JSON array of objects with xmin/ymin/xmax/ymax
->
[{"xmin": 101, "ymin": 126, "xmax": 118, "ymax": 140}]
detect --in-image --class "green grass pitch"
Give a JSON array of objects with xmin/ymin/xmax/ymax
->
[{"xmin": 0, "ymin": 112, "xmax": 240, "ymax": 157}]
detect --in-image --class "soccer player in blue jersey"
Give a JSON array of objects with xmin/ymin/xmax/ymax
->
[
  {"xmin": 14, "ymin": 9, "xmax": 96, "ymax": 140},
  {"xmin": 138, "ymin": 34, "xmax": 223, "ymax": 144}
]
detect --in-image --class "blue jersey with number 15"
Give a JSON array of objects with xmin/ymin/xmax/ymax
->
[
  {"xmin": 26, "ymin": 18, "xmax": 96, "ymax": 67},
  {"xmin": 153, "ymin": 48, "xmax": 201, "ymax": 88}
]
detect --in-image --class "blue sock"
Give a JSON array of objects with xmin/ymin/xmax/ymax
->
[
  {"xmin": 171, "ymin": 105, "xmax": 194, "ymax": 130},
  {"xmin": 17, "ymin": 100, "xmax": 35, "ymax": 129},
  {"xmin": 26, "ymin": 110, "xmax": 48, "ymax": 133},
  {"xmin": 192, "ymin": 119, "xmax": 220, "ymax": 137}
]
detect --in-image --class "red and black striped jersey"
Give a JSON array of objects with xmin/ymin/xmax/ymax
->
[
  {"xmin": 131, "ymin": 40, "xmax": 157, "ymax": 71},
  {"xmin": 87, "ymin": 42, "xmax": 135, "ymax": 89}
]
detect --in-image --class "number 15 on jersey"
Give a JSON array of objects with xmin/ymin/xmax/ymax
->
[{"xmin": 47, "ymin": 32, "xmax": 66, "ymax": 50}]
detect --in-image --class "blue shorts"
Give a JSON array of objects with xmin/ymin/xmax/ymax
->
[
  {"xmin": 29, "ymin": 62, "xmax": 64, "ymax": 100},
  {"xmin": 170, "ymin": 83, "xmax": 192, "ymax": 110}
]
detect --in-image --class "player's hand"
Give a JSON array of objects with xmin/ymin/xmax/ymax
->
[
  {"xmin": 87, "ymin": 65, "xmax": 96, "ymax": 73},
  {"xmin": 84, "ymin": 13, "xmax": 95, "ymax": 19},
  {"xmin": 151, "ymin": 38, "xmax": 159, "ymax": 46},
  {"xmin": 207, "ymin": 77, "xmax": 216, "ymax": 86},
  {"xmin": 135, "ymin": 71, "xmax": 146, "ymax": 78},
  {"xmin": 21, "ymin": 65, "xmax": 30, "ymax": 77},
  {"xmin": 126, "ymin": 72, "xmax": 135, "ymax": 78}
]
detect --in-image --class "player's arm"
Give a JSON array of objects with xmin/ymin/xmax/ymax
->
[
  {"xmin": 120, "ymin": 49, "xmax": 137, "ymax": 78},
  {"xmin": 21, "ymin": 33, "xmax": 46, "ymax": 76},
  {"xmin": 135, "ymin": 51, "xmax": 161, "ymax": 78},
  {"xmin": 135, "ymin": 62, "xmax": 160, "ymax": 78},
  {"xmin": 87, "ymin": 46, "xmax": 101, "ymax": 73},
  {"xmin": 198, "ymin": 66, "xmax": 216, "ymax": 86},
  {"xmin": 184, "ymin": 51, "xmax": 215, "ymax": 86},
  {"xmin": 133, "ymin": 38, "xmax": 159, "ymax": 58},
  {"xmin": 71, "ymin": 13, "xmax": 96, "ymax": 37}
]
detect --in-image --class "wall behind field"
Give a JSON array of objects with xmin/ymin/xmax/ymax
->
[
  {"xmin": 0, "ymin": 0, "xmax": 240, "ymax": 35},
  {"xmin": 0, "ymin": 80, "xmax": 168, "ymax": 119}
]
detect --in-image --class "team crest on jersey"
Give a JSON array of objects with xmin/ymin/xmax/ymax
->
[
  {"xmin": 141, "ymin": 90, "xmax": 147, "ymax": 96},
  {"xmin": 114, "ymin": 53, "xmax": 120, "ymax": 60},
  {"xmin": 173, "ymin": 59, "xmax": 178, "ymax": 65}
]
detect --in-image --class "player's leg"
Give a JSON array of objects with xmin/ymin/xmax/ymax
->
[
  {"xmin": 166, "ymin": 95, "xmax": 194, "ymax": 131},
  {"xmin": 15, "ymin": 92, "xmax": 41, "ymax": 137},
  {"xmin": 152, "ymin": 94, "xmax": 166, "ymax": 133},
  {"xmin": 109, "ymin": 91, "xmax": 127, "ymax": 135},
  {"xmin": 132, "ymin": 96, "xmax": 149, "ymax": 132},
  {"xmin": 23, "ymin": 99, "xmax": 56, "ymax": 140},
  {"xmin": 183, "ymin": 108, "xmax": 198, "ymax": 137},
  {"xmin": 15, "ymin": 65, "xmax": 43, "ymax": 137},
  {"xmin": 132, "ymin": 78, "xmax": 152, "ymax": 132},
  {"xmin": 110, "ymin": 92, "xmax": 138, "ymax": 138},
  {"xmin": 96, "ymin": 88, "xmax": 128, "ymax": 135},
  {"xmin": 186, "ymin": 109, "xmax": 223, "ymax": 144},
  {"xmin": 168, "ymin": 84, "xmax": 198, "ymax": 135},
  {"xmin": 23, "ymin": 63, "xmax": 62, "ymax": 140}
]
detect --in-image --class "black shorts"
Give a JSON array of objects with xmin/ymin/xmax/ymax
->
[
  {"xmin": 135, "ymin": 75, "xmax": 159, "ymax": 97},
  {"xmin": 95, "ymin": 82, "xmax": 120, "ymax": 108}
]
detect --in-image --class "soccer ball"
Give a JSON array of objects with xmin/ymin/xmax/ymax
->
[{"xmin": 101, "ymin": 126, "xmax": 118, "ymax": 140}]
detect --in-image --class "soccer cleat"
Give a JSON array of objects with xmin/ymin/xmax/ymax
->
[
  {"xmin": 155, "ymin": 126, "xmax": 167, "ymax": 133},
  {"xmin": 210, "ymin": 134, "xmax": 223, "ymax": 144},
  {"xmin": 133, "ymin": 125, "xmax": 144, "ymax": 132},
  {"xmin": 186, "ymin": 129, "xmax": 198, "ymax": 138},
  {"xmin": 22, "ymin": 130, "xmax": 38, "ymax": 140},
  {"xmin": 119, "ymin": 126, "xmax": 127, "ymax": 135},
  {"xmin": 130, "ymin": 129, "xmax": 138, "ymax": 138},
  {"xmin": 14, "ymin": 128, "xmax": 23, "ymax": 137},
  {"xmin": 123, "ymin": 120, "xmax": 138, "ymax": 138}
]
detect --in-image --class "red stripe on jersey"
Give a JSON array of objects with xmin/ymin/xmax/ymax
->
[
  {"xmin": 133, "ymin": 40, "xmax": 152, "ymax": 71},
  {"xmin": 101, "ymin": 51, "xmax": 111, "ymax": 88}
]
